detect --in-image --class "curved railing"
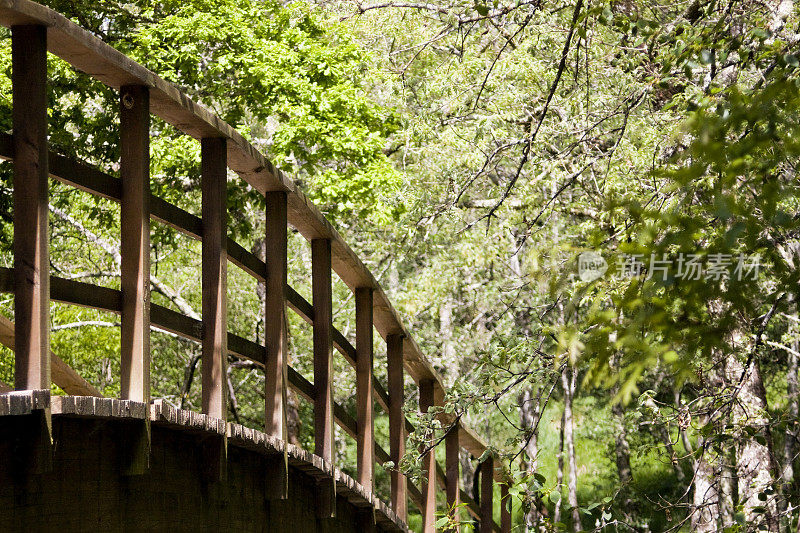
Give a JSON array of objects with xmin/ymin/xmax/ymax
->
[{"xmin": 0, "ymin": 1, "xmax": 511, "ymax": 531}]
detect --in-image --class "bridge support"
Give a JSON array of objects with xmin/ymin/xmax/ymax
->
[
  {"xmin": 420, "ymin": 378, "xmax": 437, "ymax": 532},
  {"xmin": 0, "ymin": 390, "xmax": 52, "ymax": 476},
  {"xmin": 263, "ymin": 450, "xmax": 289, "ymax": 500},
  {"xmin": 12, "ymin": 25, "xmax": 50, "ymax": 393},
  {"xmin": 9, "ymin": 25, "xmax": 53, "ymax": 475},
  {"xmin": 479, "ymin": 455, "xmax": 494, "ymax": 533},
  {"xmin": 387, "ymin": 333, "xmax": 407, "ymax": 522},
  {"xmin": 312, "ymin": 238, "xmax": 336, "ymax": 519},
  {"xmin": 264, "ymin": 191, "xmax": 289, "ymax": 500},
  {"xmin": 355, "ymin": 507, "xmax": 377, "ymax": 533},
  {"xmin": 356, "ymin": 287, "xmax": 374, "ymax": 491},
  {"xmin": 264, "ymin": 191, "xmax": 288, "ymax": 441},
  {"xmin": 446, "ymin": 421, "xmax": 461, "ymax": 531},
  {"xmin": 501, "ymin": 480, "xmax": 512, "ymax": 533},
  {"xmin": 201, "ymin": 136, "xmax": 228, "ymax": 482},
  {"xmin": 119, "ymin": 83, "xmax": 151, "ymax": 475}
]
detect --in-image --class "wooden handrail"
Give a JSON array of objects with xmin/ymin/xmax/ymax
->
[{"xmin": 0, "ymin": 1, "xmax": 506, "ymax": 529}]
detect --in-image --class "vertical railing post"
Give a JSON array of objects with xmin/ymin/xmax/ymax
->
[
  {"xmin": 387, "ymin": 333, "xmax": 407, "ymax": 522},
  {"xmin": 264, "ymin": 191, "xmax": 289, "ymax": 500},
  {"xmin": 472, "ymin": 461, "xmax": 481, "ymax": 533},
  {"xmin": 264, "ymin": 191, "xmax": 288, "ymax": 437},
  {"xmin": 200, "ymin": 137, "xmax": 227, "ymax": 482},
  {"xmin": 201, "ymin": 137, "xmax": 227, "ymax": 420},
  {"xmin": 445, "ymin": 422, "xmax": 461, "ymax": 531},
  {"xmin": 12, "ymin": 25, "xmax": 49, "ymax": 392},
  {"xmin": 419, "ymin": 378, "xmax": 437, "ymax": 532},
  {"xmin": 119, "ymin": 84, "xmax": 151, "ymax": 475},
  {"xmin": 356, "ymin": 287, "xmax": 374, "ymax": 491},
  {"xmin": 312, "ymin": 238, "xmax": 335, "ymax": 518},
  {"xmin": 480, "ymin": 455, "xmax": 494, "ymax": 533},
  {"xmin": 120, "ymin": 84, "xmax": 150, "ymax": 404},
  {"xmin": 500, "ymin": 479, "xmax": 512, "ymax": 533}
]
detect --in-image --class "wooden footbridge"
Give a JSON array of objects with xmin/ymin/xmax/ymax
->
[{"xmin": 0, "ymin": 1, "xmax": 512, "ymax": 531}]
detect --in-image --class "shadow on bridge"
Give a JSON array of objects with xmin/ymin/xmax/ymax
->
[{"xmin": 0, "ymin": 393, "xmax": 401, "ymax": 532}]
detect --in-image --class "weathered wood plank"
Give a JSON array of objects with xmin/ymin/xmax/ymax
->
[
  {"xmin": 500, "ymin": 481, "xmax": 511, "ymax": 533},
  {"xmin": 201, "ymin": 137, "xmax": 227, "ymax": 421},
  {"xmin": 312, "ymin": 239, "xmax": 334, "ymax": 463},
  {"xmin": 446, "ymin": 422, "xmax": 461, "ymax": 531},
  {"xmin": 119, "ymin": 84, "xmax": 150, "ymax": 404},
  {"xmin": 312, "ymin": 238, "xmax": 336, "ymax": 519},
  {"xmin": 480, "ymin": 455, "xmax": 494, "ymax": 533},
  {"xmin": 264, "ymin": 191, "xmax": 288, "ymax": 440},
  {"xmin": 419, "ymin": 379, "xmax": 437, "ymax": 532},
  {"xmin": 356, "ymin": 287, "xmax": 374, "ymax": 491},
  {"xmin": 12, "ymin": 24, "xmax": 49, "ymax": 391},
  {"xmin": 387, "ymin": 333, "xmax": 407, "ymax": 522},
  {"xmin": 0, "ymin": 314, "xmax": 102, "ymax": 397}
]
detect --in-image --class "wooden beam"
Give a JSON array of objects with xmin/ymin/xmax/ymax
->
[
  {"xmin": 419, "ymin": 378, "xmax": 437, "ymax": 533},
  {"xmin": 356, "ymin": 287, "xmax": 374, "ymax": 491},
  {"xmin": 472, "ymin": 461, "xmax": 481, "ymax": 532},
  {"xmin": 201, "ymin": 137, "xmax": 227, "ymax": 483},
  {"xmin": 0, "ymin": 315, "xmax": 102, "ymax": 397},
  {"xmin": 12, "ymin": 24, "xmax": 49, "ymax": 391},
  {"xmin": 387, "ymin": 333, "xmax": 407, "ymax": 522},
  {"xmin": 201, "ymin": 137, "xmax": 227, "ymax": 421},
  {"xmin": 312, "ymin": 238, "xmax": 335, "ymax": 518},
  {"xmin": 119, "ymin": 84, "xmax": 150, "ymax": 404},
  {"xmin": 500, "ymin": 481, "xmax": 511, "ymax": 533},
  {"xmin": 480, "ymin": 455, "xmax": 494, "ymax": 533},
  {"xmin": 264, "ymin": 191, "xmax": 288, "ymax": 440},
  {"xmin": 446, "ymin": 422, "xmax": 461, "ymax": 531}
]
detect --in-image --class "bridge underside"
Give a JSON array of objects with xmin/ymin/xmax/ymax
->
[{"xmin": 0, "ymin": 394, "xmax": 406, "ymax": 532}]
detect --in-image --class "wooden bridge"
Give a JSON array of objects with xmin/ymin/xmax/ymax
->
[{"xmin": 0, "ymin": 1, "xmax": 513, "ymax": 531}]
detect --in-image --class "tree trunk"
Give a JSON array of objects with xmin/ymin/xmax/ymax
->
[
  {"xmin": 561, "ymin": 366, "xmax": 581, "ymax": 531},
  {"xmin": 726, "ymin": 355, "xmax": 779, "ymax": 530},
  {"xmin": 719, "ymin": 448, "xmax": 736, "ymax": 529},
  {"xmin": 554, "ymin": 408, "xmax": 565, "ymax": 525},
  {"xmin": 611, "ymin": 390, "xmax": 632, "ymax": 488},
  {"xmin": 654, "ymin": 422, "xmax": 685, "ymax": 483},
  {"xmin": 691, "ymin": 438, "xmax": 721, "ymax": 532},
  {"xmin": 784, "ymin": 324, "xmax": 799, "ymax": 488},
  {"xmin": 519, "ymin": 387, "xmax": 541, "ymax": 531}
]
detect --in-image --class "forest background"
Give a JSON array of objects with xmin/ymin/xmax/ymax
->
[{"xmin": 0, "ymin": 0, "xmax": 798, "ymax": 531}]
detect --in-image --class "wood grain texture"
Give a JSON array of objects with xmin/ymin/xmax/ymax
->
[
  {"xmin": 480, "ymin": 455, "xmax": 494, "ymax": 533},
  {"xmin": 312, "ymin": 239, "xmax": 334, "ymax": 467},
  {"xmin": 356, "ymin": 287, "xmax": 374, "ymax": 491},
  {"xmin": 419, "ymin": 378, "xmax": 436, "ymax": 533},
  {"xmin": 0, "ymin": 314, "xmax": 101, "ymax": 397},
  {"xmin": 264, "ymin": 191, "xmax": 288, "ymax": 439},
  {"xmin": 119, "ymin": 85, "xmax": 150, "ymax": 403},
  {"xmin": 12, "ymin": 24, "xmax": 49, "ymax": 391},
  {"xmin": 446, "ymin": 422, "xmax": 461, "ymax": 531},
  {"xmin": 387, "ymin": 333, "xmax": 407, "ymax": 522},
  {"xmin": 500, "ymin": 481, "xmax": 511, "ymax": 533},
  {"xmin": 201, "ymin": 137, "xmax": 227, "ymax": 420}
]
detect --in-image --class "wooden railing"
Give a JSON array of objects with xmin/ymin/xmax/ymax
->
[{"xmin": 0, "ymin": 1, "xmax": 513, "ymax": 531}]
